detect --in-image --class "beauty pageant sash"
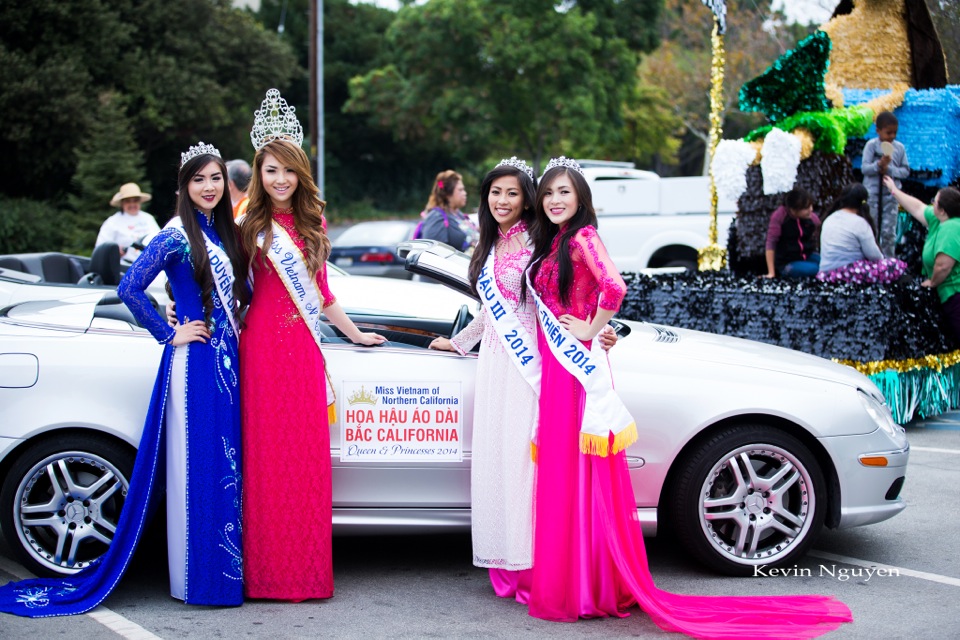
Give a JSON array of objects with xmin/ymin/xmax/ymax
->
[
  {"xmin": 167, "ymin": 216, "xmax": 238, "ymax": 336},
  {"xmin": 525, "ymin": 271, "xmax": 637, "ymax": 457},
  {"xmin": 477, "ymin": 248, "xmax": 542, "ymax": 392},
  {"xmin": 257, "ymin": 222, "xmax": 337, "ymax": 421}
]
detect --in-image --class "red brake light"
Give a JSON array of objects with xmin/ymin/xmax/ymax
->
[{"xmin": 359, "ymin": 252, "xmax": 395, "ymax": 263}]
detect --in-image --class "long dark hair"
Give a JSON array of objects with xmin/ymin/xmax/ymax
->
[
  {"xmin": 175, "ymin": 153, "xmax": 251, "ymax": 322},
  {"xmin": 522, "ymin": 167, "xmax": 597, "ymax": 306},
  {"xmin": 467, "ymin": 165, "xmax": 537, "ymax": 295},
  {"xmin": 825, "ymin": 182, "xmax": 874, "ymax": 231}
]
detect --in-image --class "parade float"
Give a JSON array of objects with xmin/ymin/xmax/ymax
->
[{"xmin": 618, "ymin": 0, "xmax": 960, "ymax": 423}]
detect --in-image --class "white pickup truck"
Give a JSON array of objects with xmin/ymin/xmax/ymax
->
[{"xmin": 583, "ymin": 163, "xmax": 737, "ymax": 272}]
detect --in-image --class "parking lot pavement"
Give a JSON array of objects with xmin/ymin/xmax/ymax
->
[
  {"xmin": 1, "ymin": 413, "xmax": 958, "ymax": 638},
  {"xmin": 908, "ymin": 408, "xmax": 960, "ymax": 431}
]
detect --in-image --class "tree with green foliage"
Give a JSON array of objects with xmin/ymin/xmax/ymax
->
[
  {"xmin": 256, "ymin": 0, "xmax": 451, "ymax": 214},
  {"xmin": 0, "ymin": 0, "xmax": 297, "ymax": 242},
  {"xmin": 66, "ymin": 93, "xmax": 150, "ymax": 255},
  {"xmin": 0, "ymin": 197, "xmax": 67, "ymax": 255},
  {"xmin": 346, "ymin": 0, "xmax": 663, "ymax": 174},
  {"xmin": 640, "ymin": 0, "xmax": 816, "ymax": 175}
]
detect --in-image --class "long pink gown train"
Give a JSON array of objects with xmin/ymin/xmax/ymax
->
[
  {"xmin": 241, "ymin": 211, "xmax": 337, "ymax": 600},
  {"xmin": 529, "ymin": 226, "xmax": 852, "ymax": 638}
]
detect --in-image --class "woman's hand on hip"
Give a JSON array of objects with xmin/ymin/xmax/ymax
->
[{"xmin": 171, "ymin": 319, "xmax": 211, "ymax": 346}]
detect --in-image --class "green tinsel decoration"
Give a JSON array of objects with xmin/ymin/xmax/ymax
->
[
  {"xmin": 744, "ymin": 106, "xmax": 874, "ymax": 155},
  {"xmin": 739, "ymin": 30, "xmax": 832, "ymax": 123},
  {"xmin": 870, "ymin": 364, "xmax": 960, "ymax": 425}
]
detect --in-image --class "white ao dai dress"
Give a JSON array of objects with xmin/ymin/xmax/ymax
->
[{"xmin": 450, "ymin": 221, "xmax": 536, "ymax": 571}]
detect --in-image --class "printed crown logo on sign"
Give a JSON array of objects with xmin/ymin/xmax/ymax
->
[{"xmin": 348, "ymin": 385, "xmax": 378, "ymax": 406}]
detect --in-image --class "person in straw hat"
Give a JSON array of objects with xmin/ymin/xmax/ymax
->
[{"xmin": 96, "ymin": 182, "xmax": 161, "ymax": 263}]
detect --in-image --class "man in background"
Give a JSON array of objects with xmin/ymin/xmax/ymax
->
[{"xmin": 227, "ymin": 159, "xmax": 252, "ymax": 218}]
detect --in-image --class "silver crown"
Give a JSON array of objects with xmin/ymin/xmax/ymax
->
[
  {"xmin": 250, "ymin": 88, "xmax": 304, "ymax": 151},
  {"xmin": 543, "ymin": 156, "xmax": 584, "ymax": 176},
  {"xmin": 495, "ymin": 156, "xmax": 534, "ymax": 180},
  {"xmin": 180, "ymin": 141, "xmax": 221, "ymax": 169}
]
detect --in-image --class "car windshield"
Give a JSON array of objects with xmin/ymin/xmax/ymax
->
[{"xmin": 333, "ymin": 222, "xmax": 415, "ymax": 246}]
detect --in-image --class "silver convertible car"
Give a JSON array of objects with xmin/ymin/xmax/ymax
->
[{"xmin": 0, "ymin": 243, "xmax": 909, "ymax": 578}]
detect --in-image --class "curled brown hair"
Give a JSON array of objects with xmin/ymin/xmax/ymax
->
[
  {"xmin": 240, "ymin": 140, "xmax": 330, "ymax": 278},
  {"xmin": 425, "ymin": 170, "xmax": 462, "ymax": 212}
]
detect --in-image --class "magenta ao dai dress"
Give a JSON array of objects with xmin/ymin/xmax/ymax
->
[
  {"xmin": 529, "ymin": 225, "xmax": 852, "ymax": 638},
  {"xmin": 450, "ymin": 221, "xmax": 536, "ymax": 601},
  {"xmin": 241, "ymin": 211, "xmax": 337, "ymax": 600}
]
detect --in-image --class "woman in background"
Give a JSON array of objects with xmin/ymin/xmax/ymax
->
[{"xmin": 414, "ymin": 169, "xmax": 479, "ymax": 252}]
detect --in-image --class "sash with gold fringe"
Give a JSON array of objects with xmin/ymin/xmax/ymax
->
[{"xmin": 525, "ymin": 271, "xmax": 636, "ymax": 457}]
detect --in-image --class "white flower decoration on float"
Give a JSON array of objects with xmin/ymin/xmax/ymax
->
[
  {"xmin": 760, "ymin": 127, "xmax": 802, "ymax": 195},
  {"xmin": 711, "ymin": 139, "xmax": 758, "ymax": 203}
]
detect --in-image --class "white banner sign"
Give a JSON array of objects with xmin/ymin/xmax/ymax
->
[{"xmin": 340, "ymin": 381, "xmax": 463, "ymax": 462}]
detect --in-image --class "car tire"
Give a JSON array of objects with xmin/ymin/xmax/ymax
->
[
  {"xmin": 0, "ymin": 434, "xmax": 134, "ymax": 577},
  {"xmin": 669, "ymin": 424, "xmax": 826, "ymax": 576}
]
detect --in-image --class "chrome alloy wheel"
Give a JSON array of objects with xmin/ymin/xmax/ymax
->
[
  {"xmin": 698, "ymin": 443, "xmax": 815, "ymax": 565},
  {"xmin": 14, "ymin": 451, "xmax": 129, "ymax": 575}
]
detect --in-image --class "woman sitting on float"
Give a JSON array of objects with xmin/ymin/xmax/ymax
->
[{"xmin": 817, "ymin": 182, "xmax": 908, "ymax": 284}]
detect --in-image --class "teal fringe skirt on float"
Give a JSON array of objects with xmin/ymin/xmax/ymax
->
[{"xmin": 840, "ymin": 351, "xmax": 960, "ymax": 423}]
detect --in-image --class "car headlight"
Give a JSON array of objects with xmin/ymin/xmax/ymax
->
[{"xmin": 858, "ymin": 389, "xmax": 903, "ymax": 440}]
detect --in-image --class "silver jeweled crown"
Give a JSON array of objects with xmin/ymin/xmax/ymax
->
[
  {"xmin": 543, "ymin": 156, "xmax": 584, "ymax": 176},
  {"xmin": 495, "ymin": 156, "xmax": 534, "ymax": 180},
  {"xmin": 180, "ymin": 141, "xmax": 221, "ymax": 169},
  {"xmin": 250, "ymin": 88, "xmax": 304, "ymax": 151}
]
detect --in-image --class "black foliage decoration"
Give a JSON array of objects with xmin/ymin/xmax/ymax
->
[
  {"xmin": 729, "ymin": 153, "xmax": 855, "ymax": 275},
  {"xmin": 620, "ymin": 271, "xmax": 959, "ymax": 363}
]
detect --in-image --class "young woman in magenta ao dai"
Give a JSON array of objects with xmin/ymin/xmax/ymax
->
[{"xmin": 521, "ymin": 157, "xmax": 852, "ymax": 638}]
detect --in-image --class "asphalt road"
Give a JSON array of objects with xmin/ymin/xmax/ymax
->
[{"xmin": 1, "ymin": 419, "xmax": 957, "ymax": 639}]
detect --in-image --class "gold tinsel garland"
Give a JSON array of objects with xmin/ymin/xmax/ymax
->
[
  {"xmin": 834, "ymin": 349, "xmax": 960, "ymax": 376},
  {"xmin": 700, "ymin": 22, "xmax": 727, "ymax": 271}
]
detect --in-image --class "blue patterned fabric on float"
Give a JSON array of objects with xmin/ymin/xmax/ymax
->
[{"xmin": 844, "ymin": 86, "xmax": 960, "ymax": 187}]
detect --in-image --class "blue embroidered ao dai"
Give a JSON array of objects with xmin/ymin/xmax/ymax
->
[{"xmin": 0, "ymin": 211, "xmax": 242, "ymax": 616}]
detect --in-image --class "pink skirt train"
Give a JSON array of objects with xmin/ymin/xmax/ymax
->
[{"xmin": 529, "ymin": 329, "xmax": 852, "ymax": 638}]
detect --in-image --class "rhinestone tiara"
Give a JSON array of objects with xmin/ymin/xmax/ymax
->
[
  {"xmin": 495, "ymin": 156, "xmax": 534, "ymax": 180},
  {"xmin": 180, "ymin": 141, "xmax": 221, "ymax": 169},
  {"xmin": 250, "ymin": 88, "xmax": 304, "ymax": 151},
  {"xmin": 543, "ymin": 156, "xmax": 584, "ymax": 176}
]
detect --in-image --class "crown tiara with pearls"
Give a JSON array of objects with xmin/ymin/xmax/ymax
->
[
  {"xmin": 250, "ymin": 88, "xmax": 304, "ymax": 151},
  {"xmin": 495, "ymin": 156, "xmax": 534, "ymax": 180},
  {"xmin": 180, "ymin": 142, "xmax": 221, "ymax": 169},
  {"xmin": 543, "ymin": 156, "xmax": 584, "ymax": 176}
]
